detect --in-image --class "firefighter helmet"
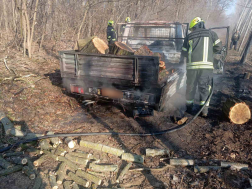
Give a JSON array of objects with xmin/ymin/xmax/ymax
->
[
  {"xmin": 108, "ymin": 20, "xmax": 114, "ymax": 26},
  {"xmin": 189, "ymin": 17, "xmax": 204, "ymax": 30},
  {"xmin": 125, "ymin": 17, "xmax": 131, "ymax": 23}
]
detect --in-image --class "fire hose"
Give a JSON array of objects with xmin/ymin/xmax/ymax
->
[{"xmin": 0, "ymin": 79, "xmax": 214, "ymax": 153}]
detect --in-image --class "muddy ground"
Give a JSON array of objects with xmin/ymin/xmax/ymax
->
[{"xmin": 0, "ymin": 45, "xmax": 252, "ymax": 189}]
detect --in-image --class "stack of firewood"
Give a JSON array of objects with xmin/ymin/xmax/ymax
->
[{"xmin": 75, "ymin": 37, "xmax": 169, "ymax": 79}]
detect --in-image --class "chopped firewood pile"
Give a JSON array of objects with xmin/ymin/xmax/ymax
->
[
  {"xmin": 0, "ymin": 114, "xmax": 251, "ymax": 189},
  {"xmin": 75, "ymin": 37, "xmax": 170, "ymax": 81}
]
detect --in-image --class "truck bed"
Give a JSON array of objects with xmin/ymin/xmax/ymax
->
[{"xmin": 60, "ymin": 51, "xmax": 160, "ymax": 88}]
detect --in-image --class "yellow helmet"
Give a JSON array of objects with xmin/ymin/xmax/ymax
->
[
  {"xmin": 189, "ymin": 17, "xmax": 204, "ymax": 30},
  {"xmin": 125, "ymin": 17, "xmax": 131, "ymax": 22},
  {"xmin": 108, "ymin": 20, "xmax": 114, "ymax": 26}
]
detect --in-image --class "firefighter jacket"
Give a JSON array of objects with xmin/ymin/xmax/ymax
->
[
  {"xmin": 232, "ymin": 33, "xmax": 240, "ymax": 42},
  {"xmin": 107, "ymin": 26, "xmax": 117, "ymax": 42},
  {"xmin": 181, "ymin": 28, "xmax": 222, "ymax": 70}
]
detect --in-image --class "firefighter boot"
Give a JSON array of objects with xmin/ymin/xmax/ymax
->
[{"xmin": 201, "ymin": 107, "xmax": 208, "ymax": 117}]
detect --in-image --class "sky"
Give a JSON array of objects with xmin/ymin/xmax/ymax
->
[{"xmin": 226, "ymin": 0, "xmax": 237, "ymax": 15}]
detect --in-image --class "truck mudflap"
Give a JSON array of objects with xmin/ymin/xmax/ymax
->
[{"xmin": 158, "ymin": 68, "xmax": 186, "ymax": 116}]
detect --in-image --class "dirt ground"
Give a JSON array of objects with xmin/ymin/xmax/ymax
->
[{"xmin": 0, "ymin": 44, "xmax": 252, "ymax": 189}]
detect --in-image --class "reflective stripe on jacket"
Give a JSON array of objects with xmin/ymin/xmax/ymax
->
[
  {"xmin": 107, "ymin": 26, "xmax": 117, "ymax": 41},
  {"xmin": 181, "ymin": 28, "xmax": 222, "ymax": 70}
]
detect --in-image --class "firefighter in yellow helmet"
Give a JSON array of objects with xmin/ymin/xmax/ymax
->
[
  {"xmin": 107, "ymin": 20, "xmax": 117, "ymax": 45},
  {"xmin": 181, "ymin": 17, "xmax": 222, "ymax": 116},
  {"xmin": 120, "ymin": 17, "xmax": 131, "ymax": 36}
]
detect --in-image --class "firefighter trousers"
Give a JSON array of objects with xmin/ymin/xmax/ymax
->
[
  {"xmin": 230, "ymin": 40, "xmax": 238, "ymax": 50},
  {"xmin": 186, "ymin": 69, "xmax": 213, "ymax": 107}
]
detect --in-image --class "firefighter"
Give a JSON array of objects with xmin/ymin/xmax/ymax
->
[
  {"xmin": 181, "ymin": 17, "xmax": 222, "ymax": 117},
  {"xmin": 120, "ymin": 17, "xmax": 131, "ymax": 36},
  {"xmin": 230, "ymin": 30, "xmax": 240, "ymax": 50},
  {"xmin": 107, "ymin": 20, "xmax": 117, "ymax": 45}
]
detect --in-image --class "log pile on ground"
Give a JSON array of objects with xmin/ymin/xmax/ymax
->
[
  {"xmin": 0, "ymin": 137, "xmax": 251, "ymax": 188},
  {"xmin": 1, "ymin": 118, "xmax": 251, "ymax": 188},
  {"xmin": 222, "ymin": 98, "xmax": 251, "ymax": 124}
]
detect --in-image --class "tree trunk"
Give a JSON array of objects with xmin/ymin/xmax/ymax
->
[
  {"xmin": 3, "ymin": 0, "xmax": 8, "ymax": 33},
  {"xmin": 109, "ymin": 42, "xmax": 134, "ymax": 56},
  {"xmin": 75, "ymin": 37, "xmax": 108, "ymax": 54},
  {"xmin": 134, "ymin": 45, "xmax": 153, "ymax": 55},
  {"xmin": 77, "ymin": 6, "xmax": 88, "ymax": 40},
  {"xmin": 222, "ymin": 98, "xmax": 251, "ymax": 124}
]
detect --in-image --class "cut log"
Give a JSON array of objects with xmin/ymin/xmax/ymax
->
[
  {"xmin": 116, "ymin": 162, "xmax": 132, "ymax": 183},
  {"xmin": 56, "ymin": 162, "xmax": 66, "ymax": 185},
  {"xmin": 170, "ymin": 159, "xmax": 194, "ymax": 166},
  {"xmin": 64, "ymin": 137, "xmax": 76, "ymax": 149},
  {"xmin": 32, "ymin": 175, "xmax": 42, "ymax": 189},
  {"xmin": 89, "ymin": 162, "xmax": 118, "ymax": 172},
  {"xmin": 33, "ymin": 155, "xmax": 48, "ymax": 166},
  {"xmin": 145, "ymin": 149, "xmax": 170, "ymax": 157},
  {"xmin": 27, "ymin": 148, "xmax": 42, "ymax": 156},
  {"xmin": 80, "ymin": 141, "xmax": 103, "ymax": 151},
  {"xmin": 80, "ymin": 140, "xmax": 124, "ymax": 156},
  {"xmin": 121, "ymin": 153, "xmax": 144, "ymax": 164},
  {"xmin": 101, "ymin": 145, "xmax": 124, "ymax": 157},
  {"xmin": 71, "ymin": 151, "xmax": 92, "ymax": 159},
  {"xmin": 0, "ymin": 113, "xmax": 14, "ymax": 136},
  {"xmin": 0, "ymin": 156, "xmax": 13, "ymax": 169},
  {"xmin": 222, "ymin": 98, "xmax": 251, "ymax": 124},
  {"xmin": 65, "ymin": 154, "xmax": 88, "ymax": 166},
  {"xmin": 27, "ymin": 159, "xmax": 38, "ymax": 174},
  {"xmin": 74, "ymin": 36, "xmax": 108, "ymax": 54},
  {"xmin": 22, "ymin": 166, "xmax": 36, "ymax": 179},
  {"xmin": 109, "ymin": 41, "xmax": 134, "ymax": 56},
  {"xmin": 63, "ymin": 181, "xmax": 72, "ymax": 189},
  {"xmin": 10, "ymin": 157, "xmax": 28, "ymax": 165},
  {"xmin": 3, "ymin": 151, "xmax": 24, "ymax": 157},
  {"xmin": 68, "ymin": 172, "xmax": 90, "ymax": 187},
  {"xmin": 221, "ymin": 161, "xmax": 248, "ymax": 170},
  {"xmin": 47, "ymin": 131, "xmax": 62, "ymax": 148},
  {"xmin": 76, "ymin": 169, "xmax": 102, "ymax": 185},
  {"xmin": 38, "ymin": 139, "xmax": 52, "ymax": 150},
  {"xmin": 54, "ymin": 146, "xmax": 67, "ymax": 157},
  {"xmin": 87, "ymin": 171, "xmax": 105, "ymax": 177},
  {"xmin": 49, "ymin": 171, "xmax": 58, "ymax": 189},
  {"xmin": 42, "ymin": 150, "xmax": 58, "ymax": 160},
  {"xmin": 57, "ymin": 156, "xmax": 80, "ymax": 171},
  {"xmin": 134, "ymin": 45, "xmax": 153, "ymax": 56},
  {"xmin": 72, "ymin": 182, "xmax": 79, "ymax": 189},
  {"xmin": 177, "ymin": 117, "xmax": 188, "ymax": 125},
  {"xmin": 0, "ymin": 165, "xmax": 23, "ymax": 176},
  {"xmin": 194, "ymin": 166, "xmax": 221, "ymax": 173}
]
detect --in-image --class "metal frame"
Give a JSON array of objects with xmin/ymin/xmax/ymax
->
[
  {"xmin": 209, "ymin": 26, "xmax": 230, "ymax": 51},
  {"xmin": 117, "ymin": 22, "xmax": 189, "ymax": 44}
]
